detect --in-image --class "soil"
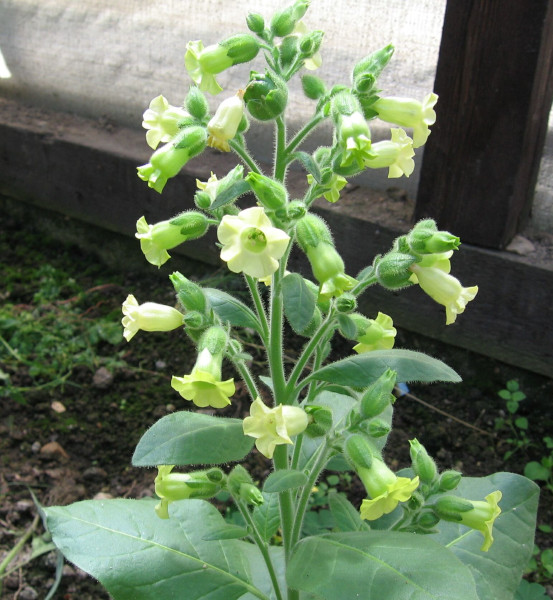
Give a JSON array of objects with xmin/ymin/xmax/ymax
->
[{"xmin": 1, "ymin": 211, "xmax": 552, "ymax": 599}]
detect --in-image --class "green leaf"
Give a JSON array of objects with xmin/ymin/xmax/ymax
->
[
  {"xmin": 251, "ymin": 492, "xmax": 280, "ymax": 543},
  {"xmin": 328, "ymin": 492, "xmax": 370, "ymax": 533},
  {"xmin": 515, "ymin": 416, "xmax": 528, "ymax": 430},
  {"xmin": 263, "ymin": 470, "xmax": 308, "ymax": 493},
  {"xmin": 281, "ymin": 274, "xmax": 315, "ymax": 334},
  {"xmin": 337, "ymin": 314, "xmax": 356, "ymax": 339},
  {"xmin": 292, "ymin": 151, "xmax": 321, "ymax": 183},
  {"xmin": 498, "ymin": 389, "xmax": 512, "ymax": 400},
  {"xmin": 239, "ymin": 542, "xmax": 286, "ymax": 600},
  {"xmin": 307, "ymin": 349, "xmax": 461, "ymax": 386},
  {"xmin": 287, "ymin": 531, "xmax": 479, "ymax": 599},
  {"xmin": 202, "ymin": 524, "xmax": 249, "ymax": 540},
  {"xmin": 204, "ymin": 288, "xmax": 261, "ymax": 332},
  {"xmin": 524, "ymin": 461, "xmax": 550, "ymax": 481},
  {"xmin": 210, "ymin": 179, "xmax": 251, "ymax": 210},
  {"xmin": 132, "ymin": 411, "xmax": 254, "ymax": 466},
  {"xmin": 429, "ymin": 472, "xmax": 539, "ymax": 600},
  {"xmin": 514, "ymin": 579, "xmax": 549, "ymax": 600},
  {"xmin": 45, "ymin": 499, "xmax": 267, "ymax": 600}
]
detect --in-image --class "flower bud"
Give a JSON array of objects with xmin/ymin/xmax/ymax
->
[
  {"xmin": 295, "ymin": 213, "xmax": 333, "ymax": 250},
  {"xmin": 354, "ymin": 73, "xmax": 376, "ymax": 95},
  {"xmin": 352, "ymin": 44, "xmax": 394, "ymax": 86},
  {"xmin": 170, "ymin": 272, "xmax": 207, "ymax": 313},
  {"xmin": 438, "ymin": 470, "xmax": 463, "ymax": 492},
  {"xmin": 366, "ymin": 418, "xmax": 391, "ymax": 438},
  {"xmin": 198, "ymin": 326, "xmax": 229, "ymax": 356},
  {"xmin": 434, "ymin": 495, "xmax": 474, "ymax": 519},
  {"xmin": 246, "ymin": 172, "xmax": 288, "ymax": 210},
  {"xmin": 182, "ymin": 311, "xmax": 207, "ymax": 330},
  {"xmin": 240, "ymin": 483, "xmax": 264, "ymax": 506},
  {"xmin": 170, "ymin": 211, "xmax": 209, "ymax": 239},
  {"xmin": 228, "ymin": 465, "xmax": 254, "ymax": 494},
  {"xmin": 335, "ymin": 293, "xmax": 357, "ymax": 313},
  {"xmin": 207, "ymin": 94, "xmax": 244, "ymax": 152},
  {"xmin": 304, "ymin": 405, "xmax": 333, "ymax": 437},
  {"xmin": 246, "ymin": 12, "xmax": 265, "ymax": 34},
  {"xmin": 286, "ymin": 200, "xmax": 307, "ymax": 221},
  {"xmin": 418, "ymin": 510, "xmax": 440, "ymax": 530},
  {"xmin": 299, "ymin": 30, "xmax": 324, "ymax": 59},
  {"xmin": 409, "ymin": 439, "xmax": 438, "ymax": 484},
  {"xmin": 206, "ymin": 468, "xmax": 225, "ymax": 483},
  {"xmin": 194, "ymin": 191, "xmax": 212, "ymax": 210},
  {"xmin": 344, "ymin": 434, "xmax": 374, "ymax": 470},
  {"xmin": 407, "ymin": 220, "xmax": 460, "ymax": 255},
  {"xmin": 244, "ymin": 71, "xmax": 288, "ymax": 121},
  {"xmin": 301, "ymin": 74, "xmax": 326, "ymax": 100},
  {"xmin": 271, "ymin": 0, "xmax": 309, "ymax": 37},
  {"xmin": 360, "ymin": 369, "xmax": 397, "ymax": 419},
  {"xmin": 185, "ymin": 86, "xmax": 209, "ymax": 120},
  {"xmin": 375, "ymin": 252, "xmax": 417, "ymax": 289}
]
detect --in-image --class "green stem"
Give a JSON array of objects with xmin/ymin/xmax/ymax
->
[
  {"xmin": 234, "ymin": 499, "xmax": 284, "ymax": 600},
  {"xmin": 0, "ymin": 514, "xmax": 39, "ymax": 593},
  {"xmin": 305, "ymin": 349, "xmax": 324, "ymax": 404},
  {"xmin": 286, "ymin": 113, "xmax": 325, "ymax": 156},
  {"xmin": 232, "ymin": 356, "xmax": 259, "ymax": 401},
  {"xmin": 229, "ymin": 139, "xmax": 263, "ymax": 175},
  {"xmin": 245, "ymin": 275, "xmax": 270, "ymax": 342},
  {"xmin": 274, "ymin": 117, "xmax": 287, "ymax": 182},
  {"xmin": 351, "ymin": 272, "xmax": 378, "ymax": 297},
  {"xmin": 273, "ymin": 445, "xmax": 295, "ymax": 560}
]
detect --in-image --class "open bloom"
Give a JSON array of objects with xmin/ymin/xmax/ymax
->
[
  {"xmin": 410, "ymin": 261, "xmax": 478, "ymax": 325},
  {"xmin": 207, "ymin": 94, "xmax": 244, "ymax": 151},
  {"xmin": 243, "ymin": 397, "xmax": 308, "ymax": 459},
  {"xmin": 435, "ymin": 491, "xmax": 502, "ymax": 552},
  {"xmin": 171, "ymin": 347, "xmax": 235, "ymax": 409},
  {"xmin": 121, "ymin": 295, "xmax": 184, "ymax": 342},
  {"xmin": 364, "ymin": 128, "xmax": 415, "ymax": 178},
  {"xmin": 142, "ymin": 95, "xmax": 191, "ymax": 150},
  {"xmin": 373, "ymin": 92, "xmax": 438, "ymax": 148},
  {"xmin": 353, "ymin": 312, "xmax": 397, "ymax": 353},
  {"xmin": 357, "ymin": 459, "xmax": 420, "ymax": 521},
  {"xmin": 217, "ymin": 207, "xmax": 290, "ymax": 279}
]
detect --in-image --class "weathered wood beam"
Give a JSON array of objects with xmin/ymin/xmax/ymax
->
[{"xmin": 416, "ymin": 0, "xmax": 553, "ymax": 249}]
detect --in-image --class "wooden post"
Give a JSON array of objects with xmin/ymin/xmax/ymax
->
[{"xmin": 415, "ymin": 0, "xmax": 553, "ymax": 249}]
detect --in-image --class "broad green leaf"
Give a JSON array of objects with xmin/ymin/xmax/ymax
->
[
  {"xmin": 328, "ymin": 492, "xmax": 370, "ymax": 532},
  {"xmin": 307, "ymin": 349, "xmax": 461, "ymax": 386},
  {"xmin": 337, "ymin": 314, "xmax": 356, "ymax": 339},
  {"xmin": 287, "ymin": 531, "xmax": 479, "ymax": 599},
  {"xmin": 264, "ymin": 470, "xmax": 308, "ymax": 493},
  {"xmin": 132, "ymin": 411, "xmax": 254, "ymax": 466},
  {"xmin": 202, "ymin": 523, "xmax": 249, "ymax": 540},
  {"xmin": 239, "ymin": 542, "xmax": 286, "ymax": 600},
  {"xmin": 45, "ymin": 499, "xmax": 268, "ymax": 600},
  {"xmin": 429, "ymin": 472, "xmax": 539, "ymax": 600},
  {"xmin": 282, "ymin": 274, "xmax": 315, "ymax": 334},
  {"xmin": 204, "ymin": 288, "xmax": 261, "ymax": 333},
  {"xmin": 252, "ymin": 492, "xmax": 280, "ymax": 543},
  {"xmin": 210, "ymin": 179, "xmax": 251, "ymax": 210},
  {"xmin": 514, "ymin": 580, "xmax": 549, "ymax": 600}
]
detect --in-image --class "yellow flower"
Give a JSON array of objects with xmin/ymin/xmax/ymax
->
[
  {"xmin": 364, "ymin": 128, "xmax": 415, "ymax": 178},
  {"xmin": 353, "ymin": 312, "xmax": 397, "ymax": 353},
  {"xmin": 373, "ymin": 92, "xmax": 438, "ymax": 148},
  {"xmin": 217, "ymin": 207, "xmax": 290, "ymax": 279},
  {"xmin": 357, "ymin": 460, "xmax": 419, "ymax": 521},
  {"xmin": 184, "ymin": 40, "xmax": 227, "ymax": 95},
  {"xmin": 243, "ymin": 397, "xmax": 308, "ymax": 459},
  {"xmin": 142, "ymin": 95, "xmax": 190, "ymax": 150},
  {"xmin": 307, "ymin": 173, "xmax": 347, "ymax": 203},
  {"xmin": 337, "ymin": 111, "xmax": 372, "ymax": 167},
  {"xmin": 207, "ymin": 94, "xmax": 244, "ymax": 152},
  {"xmin": 410, "ymin": 262, "xmax": 478, "ymax": 325},
  {"xmin": 121, "ymin": 294, "xmax": 184, "ymax": 342}
]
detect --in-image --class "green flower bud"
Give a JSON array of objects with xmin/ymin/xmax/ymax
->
[
  {"xmin": 240, "ymin": 483, "xmax": 264, "ymax": 506},
  {"xmin": 295, "ymin": 213, "xmax": 333, "ymax": 251},
  {"xmin": 360, "ymin": 369, "xmax": 397, "ymax": 418},
  {"xmin": 170, "ymin": 272, "xmax": 207, "ymax": 313},
  {"xmin": 407, "ymin": 220, "xmax": 460, "ymax": 255},
  {"xmin": 304, "ymin": 405, "xmax": 333, "ymax": 437},
  {"xmin": 418, "ymin": 510, "xmax": 441, "ymax": 530},
  {"xmin": 331, "ymin": 90, "xmax": 363, "ymax": 120},
  {"xmin": 409, "ymin": 439, "xmax": 438, "ymax": 484},
  {"xmin": 434, "ymin": 496, "xmax": 474, "ymax": 520},
  {"xmin": 438, "ymin": 470, "xmax": 463, "ymax": 492},
  {"xmin": 244, "ymin": 71, "xmax": 288, "ymax": 121},
  {"xmin": 246, "ymin": 172, "xmax": 288, "ymax": 210},
  {"xmin": 206, "ymin": 468, "xmax": 225, "ymax": 483},
  {"xmin": 407, "ymin": 491, "xmax": 424, "ymax": 510},
  {"xmin": 335, "ymin": 293, "xmax": 357, "ymax": 314},
  {"xmin": 228, "ymin": 464, "xmax": 255, "ymax": 495},
  {"xmin": 286, "ymin": 200, "xmax": 307, "ymax": 221},
  {"xmin": 194, "ymin": 191, "xmax": 211, "ymax": 210},
  {"xmin": 375, "ymin": 252, "xmax": 417, "ymax": 289},
  {"xmin": 279, "ymin": 36, "xmax": 300, "ymax": 70},
  {"xmin": 182, "ymin": 311, "xmax": 206, "ymax": 330},
  {"xmin": 271, "ymin": 0, "xmax": 309, "ymax": 37},
  {"xmin": 344, "ymin": 434, "xmax": 374, "ymax": 470},
  {"xmin": 352, "ymin": 44, "xmax": 394, "ymax": 84},
  {"xmin": 354, "ymin": 73, "xmax": 376, "ymax": 95},
  {"xmin": 219, "ymin": 34, "xmax": 260, "ymax": 66},
  {"xmin": 246, "ymin": 12, "xmax": 265, "ymax": 34},
  {"xmin": 301, "ymin": 74, "xmax": 327, "ymax": 100},
  {"xmin": 169, "ymin": 211, "xmax": 209, "ymax": 239},
  {"xmin": 299, "ymin": 30, "xmax": 324, "ymax": 59},
  {"xmin": 198, "ymin": 326, "xmax": 229, "ymax": 356},
  {"xmin": 185, "ymin": 86, "xmax": 209, "ymax": 120},
  {"xmin": 366, "ymin": 418, "xmax": 391, "ymax": 438}
]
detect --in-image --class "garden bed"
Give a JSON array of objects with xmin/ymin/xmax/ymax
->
[{"xmin": 1, "ymin": 211, "xmax": 552, "ymax": 599}]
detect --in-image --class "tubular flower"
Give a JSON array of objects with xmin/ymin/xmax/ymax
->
[
  {"xmin": 435, "ymin": 491, "xmax": 502, "ymax": 552},
  {"xmin": 305, "ymin": 242, "xmax": 357, "ymax": 303},
  {"xmin": 171, "ymin": 348, "xmax": 235, "ymax": 409},
  {"xmin": 207, "ymin": 94, "xmax": 245, "ymax": 151},
  {"xmin": 217, "ymin": 207, "xmax": 290, "ymax": 279},
  {"xmin": 372, "ymin": 92, "xmax": 438, "ymax": 148},
  {"xmin": 307, "ymin": 173, "xmax": 347, "ymax": 203},
  {"xmin": 337, "ymin": 111, "xmax": 372, "ymax": 168},
  {"xmin": 357, "ymin": 460, "xmax": 420, "ymax": 521},
  {"xmin": 409, "ymin": 261, "xmax": 478, "ymax": 325},
  {"xmin": 142, "ymin": 95, "xmax": 191, "ymax": 150},
  {"xmin": 243, "ymin": 397, "xmax": 308, "ymax": 459},
  {"xmin": 364, "ymin": 128, "xmax": 415, "ymax": 178},
  {"xmin": 353, "ymin": 312, "xmax": 397, "ymax": 353},
  {"xmin": 196, "ymin": 172, "xmax": 219, "ymax": 203},
  {"xmin": 121, "ymin": 294, "xmax": 184, "ymax": 342}
]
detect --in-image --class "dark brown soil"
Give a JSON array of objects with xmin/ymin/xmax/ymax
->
[{"xmin": 1, "ymin": 211, "xmax": 552, "ymax": 599}]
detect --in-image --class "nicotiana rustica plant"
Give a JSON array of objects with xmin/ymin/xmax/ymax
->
[{"xmin": 45, "ymin": 3, "xmax": 539, "ymax": 599}]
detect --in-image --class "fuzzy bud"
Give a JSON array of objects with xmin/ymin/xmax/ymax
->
[
  {"xmin": 375, "ymin": 252, "xmax": 417, "ymax": 289},
  {"xmin": 197, "ymin": 326, "xmax": 229, "ymax": 356},
  {"xmin": 352, "ymin": 44, "xmax": 394, "ymax": 86},
  {"xmin": 335, "ymin": 293, "xmax": 357, "ymax": 314},
  {"xmin": 409, "ymin": 439, "xmax": 438, "ymax": 483},
  {"xmin": 244, "ymin": 71, "xmax": 288, "ymax": 121},
  {"xmin": 366, "ymin": 418, "xmax": 391, "ymax": 438},
  {"xmin": 438, "ymin": 470, "xmax": 463, "ymax": 492},
  {"xmin": 360, "ymin": 369, "xmax": 397, "ymax": 419},
  {"xmin": 246, "ymin": 172, "xmax": 288, "ymax": 210},
  {"xmin": 302, "ymin": 74, "xmax": 327, "ymax": 100},
  {"xmin": 344, "ymin": 434, "xmax": 374, "ymax": 470},
  {"xmin": 270, "ymin": 1, "xmax": 309, "ymax": 37},
  {"xmin": 246, "ymin": 12, "xmax": 265, "ymax": 34},
  {"xmin": 304, "ymin": 405, "xmax": 333, "ymax": 437},
  {"xmin": 185, "ymin": 86, "xmax": 209, "ymax": 120},
  {"xmin": 170, "ymin": 272, "xmax": 207, "ymax": 313}
]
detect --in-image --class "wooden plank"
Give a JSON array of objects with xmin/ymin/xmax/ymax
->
[
  {"xmin": 415, "ymin": 0, "xmax": 553, "ymax": 249},
  {"xmin": 0, "ymin": 98, "xmax": 551, "ymax": 376}
]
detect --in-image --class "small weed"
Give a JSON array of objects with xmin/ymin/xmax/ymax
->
[{"xmin": 495, "ymin": 379, "xmax": 532, "ymax": 460}]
